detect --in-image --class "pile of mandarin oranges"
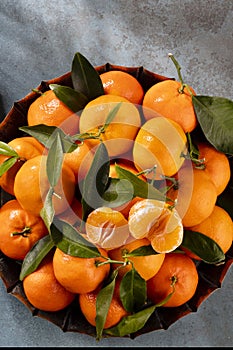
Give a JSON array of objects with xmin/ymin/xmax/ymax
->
[{"xmin": 0, "ymin": 53, "xmax": 232, "ymax": 339}]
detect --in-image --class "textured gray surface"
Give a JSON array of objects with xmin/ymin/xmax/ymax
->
[{"xmin": 0, "ymin": 0, "xmax": 233, "ymax": 347}]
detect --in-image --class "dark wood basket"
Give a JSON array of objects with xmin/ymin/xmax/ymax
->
[{"xmin": 0, "ymin": 64, "xmax": 232, "ymax": 339}]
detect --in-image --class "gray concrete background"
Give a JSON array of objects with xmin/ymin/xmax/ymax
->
[{"xmin": 0, "ymin": 0, "xmax": 233, "ymax": 347}]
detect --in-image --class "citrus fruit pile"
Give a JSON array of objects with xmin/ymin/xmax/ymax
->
[{"xmin": 0, "ymin": 52, "xmax": 232, "ymax": 340}]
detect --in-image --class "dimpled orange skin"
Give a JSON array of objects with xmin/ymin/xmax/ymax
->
[
  {"xmin": 133, "ymin": 117, "xmax": 187, "ymax": 180},
  {"xmin": 197, "ymin": 142, "xmax": 231, "ymax": 196},
  {"xmin": 53, "ymin": 247, "xmax": 110, "ymax": 294},
  {"xmin": 23, "ymin": 254, "xmax": 76, "ymax": 312},
  {"xmin": 0, "ymin": 137, "xmax": 45, "ymax": 196},
  {"xmin": 27, "ymin": 90, "xmax": 79, "ymax": 135},
  {"xmin": 184, "ymin": 205, "xmax": 233, "ymax": 260},
  {"xmin": 0, "ymin": 199, "xmax": 48, "ymax": 260},
  {"xmin": 14, "ymin": 155, "xmax": 76, "ymax": 216},
  {"xmin": 147, "ymin": 253, "xmax": 199, "ymax": 307},
  {"xmin": 79, "ymin": 95, "xmax": 141, "ymax": 157},
  {"xmin": 100, "ymin": 70, "xmax": 144, "ymax": 105},
  {"xmin": 142, "ymin": 80, "xmax": 197, "ymax": 133}
]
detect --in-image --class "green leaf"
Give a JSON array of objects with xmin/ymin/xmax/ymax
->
[
  {"xmin": 192, "ymin": 95, "xmax": 233, "ymax": 155},
  {"xmin": 19, "ymin": 125, "xmax": 77, "ymax": 153},
  {"xmin": 81, "ymin": 143, "xmax": 110, "ymax": 222},
  {"xmin": 0, "ymin": 141, "xmax": 18, "ymax": 157},
  {"xmin": 50, "ymin": 218, "xmax": 100, "ymax": 258},
  {"xmin": 120, "ymin": 268, "xmax": 146, "ymax": 313},
  {"xmin": 104, "ymin": 304, "xmax": 156, "ymax": 337},
  {"xmin": 46, "ymin": 132, "xmax": 64, "ymax": 187},
  {"xmin": 101, "ymin": 103, "xmax": 122, "ymax": 131},
  {"xmin": 19, "ymin": 235, "xmax": 54, "ymax": 280},
  {"xmin": 49, "ymin": 84, "xmax": 88, "ymax": 112},
  {"xmin": 96, "ymin": 274, "xmax": 116, "ymax": 341},
  {"xmin": 71, "ymin": 52, "xmax": 104, "ymax": 100},
  {"xmin": 40, "ymin": 187, "xmax": 55, "ymax": 231},
  {"xmin": 124, "ymin": 244, "xmax": 159, "ymax": 257},
  {"xmin": 115, "ymin": 164, "xmax": 166, "ymax": 202},
  {"xmin": 0, "ymin": 156, "xmax": 18, "ymax": 177},
  {"xmin": 182, "ymin": 229, "xmax": 225, "ymax": 264},
  {"xmin": 102, "ymin": 177, "xmax": 134, "ymax": 208}
]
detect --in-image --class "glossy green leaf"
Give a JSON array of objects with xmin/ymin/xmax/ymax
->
[
  {"xmin": 19, "ymin": 235, "xmax": 54, "ymax": 280},
  {"xmin": 104, "ymin": 305, "xmax": 156, "ymax": 337},
  {"xmin": 102, "ymin": 177, "xmax": 134, "ymax": 208},
  {"xmin": 0, "ymin": 141, "xmax": 18, "ymax": 157},
  {"xmin": 49, "ymin": 84, "xmax": 88, "ymax": 112},
  {"xmin": 50, "ymin": 218, "xmax": 100, "ymax": 258},
  {"xmin": 46, "ymin": 132, "xmax": 64, "ymax": 187},
  {"xmin": 40, "ymin": 187, "xmax": 55, "ymax": 231},
  {"xmin": 71, "ymin": 52, "xmax": 104, "ymax": 100},
  {"xmin": 120, "ymin": 268, "xmax": 146, "ymax": 313},
  {"xmin": 182, "ymin": 229, "xmax": 225, "ymax": 264},
  {"xmin": 0, "ymin": 156, "xmax": 18, "ymax": 177},
  {"xmin": 81, "ymin": 143, "xmax": 110, "ymax": 222},
  {"xmin": 101, "ymin": 103, "xmax": 122, "ymax": 131},
  {"xmin": 96, "ymin": 274, "xmax": 116, "ymax": 341},
  {"xmin": 192, "ymin": 95, "xmax": 233, "ymax": 155},
  {"xmin": 115, "ymin": 164, "xmax": 166, "ymax": 202},
  {"xmin": 124, "ymin": 244, "xmax": 159, "ymax": 257},
  {"xmin": 19, "ymin": 125, "xmax": 77, "ymax": 153}
]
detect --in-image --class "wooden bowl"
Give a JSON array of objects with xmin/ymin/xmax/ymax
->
[{"xmin": 0, "ymin": 64, "xmax": 232, "ymax": 339}]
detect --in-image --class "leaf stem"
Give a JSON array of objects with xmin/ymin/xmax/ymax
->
[{"xmin": 11, "ymin": 226, "xmax": 31, "ymax": 237}]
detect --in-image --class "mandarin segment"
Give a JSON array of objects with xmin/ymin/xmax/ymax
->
[
  {"xmin": 128, "ymin": 199, "xmax": 183, "ymax": 253},
  {"xmin": 85, "ymin": 207, "xmax": 130, "ymax": 249}
]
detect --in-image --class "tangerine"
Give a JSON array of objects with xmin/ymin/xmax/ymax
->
[
  {"xmin": 133, "ymin": 117, "xmax": 187, "ymax": 180},
  {"xmin": 79, "ymin": 95, "xmax": 141, "ymax": 157},
  {"xmin": 185, "ymin": 205, "xmax": 233, "ymax": 260},
  {"xmin": 168, "ymin": 167, "xmax": 217, "ymax": 227},
  {"xmin": 14, "ymin": 155, "xmax": 75, "ymax": 216},
  {"xmin": 0, "ymin": 137, "xmax": 44, "ymax": 196},
  {"xmin": 196, "ymin": 142, "xmax": 231, "ymax": 195},
  {"xmin": 147, "ymin": 252, "xmax": 199, "ymax": 307},
  {"xmin": 53, "ymin": 247, "xmax": 110, "ymax": 294},
  {"xmin": 27, "ymin": 89, "xmax": 79, "ymax": 135},
  {"xmin": 23, "ymin": 253, "xmax": 75, "ymax": 312},
  {"xmin": 100, "ymin": 70, "xmax": 144, "ymax": 104},
  {"xmin": 142, "ymin": 80, "xmax": 197, "ymax": 133},
  {"xmin": 0, "ymin": 199, "xmax": 48, "ymax": 260}
]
